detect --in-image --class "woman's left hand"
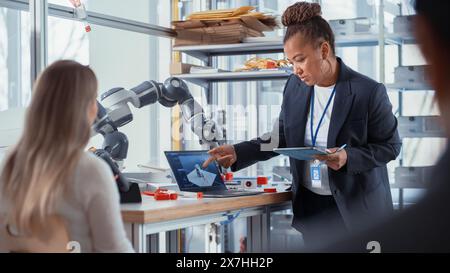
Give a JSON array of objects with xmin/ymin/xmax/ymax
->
[{"xmin": 314, "ymin": 148, "xmax": 348, "ymax": 171}]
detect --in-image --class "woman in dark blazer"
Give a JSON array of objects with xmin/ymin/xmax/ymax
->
[
  {"xmin": 322, "ymin": 0, "xmax": 450, "ymax": 253},
  {"xmin": 204, "ymin": 2, "xmax": 401, "ymax": 246}
]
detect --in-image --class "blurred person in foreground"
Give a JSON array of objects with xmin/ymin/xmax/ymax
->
[{"xmin": 319, "ymin": 0, "xmax": 450, "ymax": 252}]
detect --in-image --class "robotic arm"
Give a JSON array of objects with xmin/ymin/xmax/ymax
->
[
  {"xmin": 91, "ymin": 77, "xmax": 225, "ymax": 203},
  {"xmin": 92, "ymin": 77, "xmax": 225, "ymax": 163}
]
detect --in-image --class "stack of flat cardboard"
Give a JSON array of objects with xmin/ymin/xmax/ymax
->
[{"xmin": 172, "ymin": 6, "xmax": 277, "ymax": 46}]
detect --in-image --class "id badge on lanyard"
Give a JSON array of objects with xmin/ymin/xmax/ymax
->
[
  {"xmin": 310, "ymin": 160, "xmax": 322, "ymax": 188},
  {"xmin": 309, "ymin": 85, "xmax": 337, "ymax": 189}
]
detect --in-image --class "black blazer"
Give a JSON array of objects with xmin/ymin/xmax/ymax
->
[{"xmin": 231, "ymin": 58, "xmax": 402, "ymax": 232}]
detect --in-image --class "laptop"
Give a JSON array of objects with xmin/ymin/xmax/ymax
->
[{"xmin": 164, "ymin": 150, "xmax": 262, "ymax": 198}]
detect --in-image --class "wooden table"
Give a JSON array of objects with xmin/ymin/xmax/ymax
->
[{"xmin": 121, "ymin": 191, "xmax": 292, "ymax": 253}]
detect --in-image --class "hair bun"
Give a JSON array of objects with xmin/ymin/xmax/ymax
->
[{"xmin": 282, "ymin": 2, "xmax": 322, "ymax": 27}]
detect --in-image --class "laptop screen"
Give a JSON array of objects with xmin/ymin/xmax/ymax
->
[{"xmin": 164, "ymin": 150, "xmax": 227, "ymax": 192}]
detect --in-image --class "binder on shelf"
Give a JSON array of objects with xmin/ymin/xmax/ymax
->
[
  {"xmin": 398, "ymin": 116, "xmax": 446, "ymax": 138},
  {"xmin": 329, "ymin": 17, "xmax": 373, "ymax": 36},
  {"xmin": 388, "ymin": 65, "xmax": 432, "ymax": 90},
  {"xmin": 393, "ymin": 166, "xmax": 434, "ymax": 189},
  {"xmin": 393, "ymin": 15, "xmax": 415, "ymax": 35}
]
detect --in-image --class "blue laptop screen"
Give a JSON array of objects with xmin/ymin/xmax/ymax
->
[{"xmin": 164, "ymin": 151, "xmax": 226, "ymax": 192}]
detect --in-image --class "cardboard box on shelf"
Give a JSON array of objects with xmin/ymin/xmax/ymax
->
[
  {"xmin": 172, "ymin": 14, "xmax": 277, "ymax": 46},
  {"xmin": 174, "ymin": 23, "xmax": 264, "ymax": 46},
  {"xmin": 240, "ymin": 16, "xmax": 274, "ymax": 32},
  {"xmin": 187, "ymin": 6, "xmax": 256, "ymax": 20},
  {"xmin": 172, "ymin": 16, "xmax": 275, "ymax": 32}
]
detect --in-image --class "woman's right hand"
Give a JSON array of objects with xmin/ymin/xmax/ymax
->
[{"xmin": 202, "ymin": 145, "xmax": 237, "ymax": 169}]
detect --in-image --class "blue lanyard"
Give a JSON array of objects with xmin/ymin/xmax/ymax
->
[{"xmin": 310, "ymin": 85, "xmax": 337, "ymax": 147}]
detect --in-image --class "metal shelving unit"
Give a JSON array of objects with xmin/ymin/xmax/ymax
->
[
  {"xmin": 176, "ymin": 70, "xmax": 291, "ymax": 88},
  {"xmin": 388, "ymin": 15, "xmax": 442, "ymax": 208},
  {"xmin": 174, "ymin": 33, "xmax": 416, "ymax": 91},
  {"xmin": 174, "ymin": 32, "xmax": 415, "ymax": 69},
  {"xmin": 393, "ymin": 115, "xmax": 443, "ymax": 192}
]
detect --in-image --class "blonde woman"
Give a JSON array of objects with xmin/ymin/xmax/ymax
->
[{"xmin": 0, "ymin": 60, "xmax": 134, "ymax": 253}]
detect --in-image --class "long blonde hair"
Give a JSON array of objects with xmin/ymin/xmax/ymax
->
[{"xmin": 0, "ymin": 60, "xmax": 98, "ymax": 236}]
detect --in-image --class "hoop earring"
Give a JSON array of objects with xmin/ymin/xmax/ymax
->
[
  {"xmin": 325, "ymin": 59, "xmax": 333, "ymax": 77},
  {"xmin": 320, "ymin": 58, "xmax": 333, "ymax": 79}
]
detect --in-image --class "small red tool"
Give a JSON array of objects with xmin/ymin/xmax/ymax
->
[
  {"xmin": 224, "ymin": 172, "xmax": 234, "ymax": 181},
  {"xmin": 143, "ymin": 189, "xmax": 178, "ymax": 201},
  {"xmin": 257, "ymin": 176, "xmax": 268, "ymax": 186}
]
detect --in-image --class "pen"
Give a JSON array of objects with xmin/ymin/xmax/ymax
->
[{"xmin": 336, "ymin": 144, "xmax": 347, "ymax": 153}]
